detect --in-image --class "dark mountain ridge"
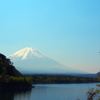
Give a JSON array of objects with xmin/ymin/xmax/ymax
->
[
  {"xmin": 0, "ymin": 53, "xmax": 32, "ymax": 88},
  {"xmin": 0, "ymin": 53, "xmax": 22, "ymax": 77}
]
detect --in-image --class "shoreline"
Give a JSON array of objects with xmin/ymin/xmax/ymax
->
[{"xmin": 0, "ymin": 85, "xmax": 35, "ymax": 90}]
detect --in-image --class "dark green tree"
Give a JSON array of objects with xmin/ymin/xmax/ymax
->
[
  {"xmin": 0, "ymin": 53, "xmax": 32, "ymax": 88},
  {"xmin": 0, "ymin": 53, "xmax": 22, "ymax": 77}
]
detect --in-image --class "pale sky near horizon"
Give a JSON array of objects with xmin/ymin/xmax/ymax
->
[{"xmin": 0, "ymin": 0, "xmax": 100, "ymax": 73}]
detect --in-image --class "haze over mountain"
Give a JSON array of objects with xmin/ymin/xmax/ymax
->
[{"xmin": 8, "ymin": 47, "xmax": 87, "ymax": 74}]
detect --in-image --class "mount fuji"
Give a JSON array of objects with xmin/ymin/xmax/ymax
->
[{"xmin": 8, "ymin": 47, "xmax": 85, "ymax": 74}]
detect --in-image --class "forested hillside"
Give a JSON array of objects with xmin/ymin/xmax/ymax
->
[
  {"xmin": 0, "ymin": 53, "xmax": 22, "ymax": 77},
  {"xmin": 0, "ymin": 53, "xmax": 32, "ymax": 88}
]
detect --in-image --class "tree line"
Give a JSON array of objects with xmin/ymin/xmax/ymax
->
[{"xmin": 29, "ymin": 75, "xmax": 99, "ymax": 84}]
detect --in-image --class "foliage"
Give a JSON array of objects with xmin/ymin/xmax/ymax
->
[
  {"xmin": 0, "ymin": 53, "xmax": 22, "ymax": 77},
  {"xmin": 0, "ymin": 75, "xmax": 32, "ymax": 87},
  {"xmin": 28, "ymin": 75, "xmax": 99, "ymax": 84},
  {"xmin": 0, "ymin": 53, "xmax": 32, "ymax": 88},
  {"xmin": 86, "ymin": 75, "xmax": 100, "ymax": 100}
]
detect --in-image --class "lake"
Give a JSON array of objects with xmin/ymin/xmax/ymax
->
[{"xmin": 0, "ymin": 83, "xmax": 99, "ymax": 100}]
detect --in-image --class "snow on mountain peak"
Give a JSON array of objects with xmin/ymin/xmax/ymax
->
[{"xmin": 8, "ymin": 47, "xmax": 46, "ymax": 60}]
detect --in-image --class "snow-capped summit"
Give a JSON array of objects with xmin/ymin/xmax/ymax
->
[
  {"xmin": 8, "ymin": 47, "xmax": 86, "ymax": 74},
  {"xmin": 8, "ymin": 47, "xmax": 46, "ymax": 60}
]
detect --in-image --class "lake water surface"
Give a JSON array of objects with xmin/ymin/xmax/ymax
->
[{"xmin": 0, "ymin": 83, "xmax": 99, "ymax": 100}]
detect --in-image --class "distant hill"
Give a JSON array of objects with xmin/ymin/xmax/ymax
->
[{"xmin": 70, "ymin": 73, "xmax": 98, "ymax": 78}]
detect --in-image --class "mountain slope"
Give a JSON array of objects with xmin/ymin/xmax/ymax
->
[
  {"xmin": 0, "ymin": 53, "xmax": 33, "ymax": 88},
  {"xmin": 8, "ymin": 47, "xmax": 86, "ymax": 74},
  {"xmin": 0, "ymin": 53, "xmax": 22, "ymax": 77}
]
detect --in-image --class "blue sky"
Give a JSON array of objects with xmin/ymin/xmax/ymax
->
[{"xmin": 0, "ymin": 0, "xmax": 100, "ymax": 73}]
